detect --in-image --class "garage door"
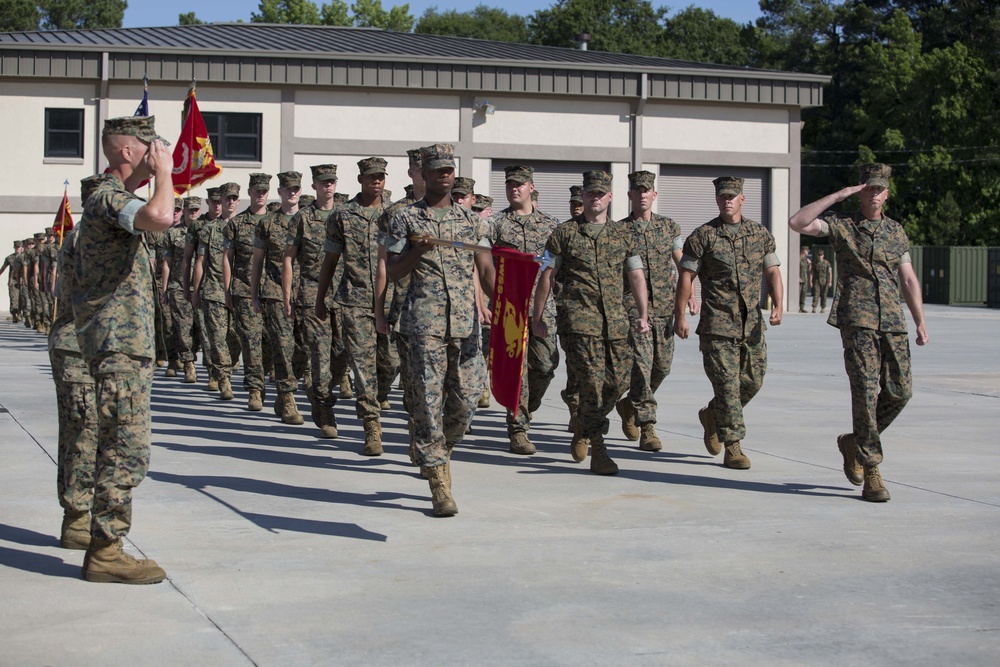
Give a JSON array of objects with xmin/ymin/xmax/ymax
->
[{"xmin": 490, "ymin": 159, "xmax": 609, "ymax": 222}]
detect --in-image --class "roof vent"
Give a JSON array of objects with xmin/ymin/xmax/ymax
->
[{"xmin": 575, "ymin": 33, "xmax": 591, "ymax": 51}]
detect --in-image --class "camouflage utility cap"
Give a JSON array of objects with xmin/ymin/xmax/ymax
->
[
  {"xmin": 583, "ymin": 170, "xmax": 612, "ymax": 194},
  {"xmin": 568, "ymin": 185, "xmax": 583, "ymax": 203},
  {"xmin": 33, "ymin": 232, "xmax": 45, "ymax": 240},
  {"xmin": 184, "ymin": 196, "xmax": 203, "ymax": 210},
  {"xmin": 404, "ymin": 184, "xmax": 414, "ymax": 198},
  {"xmin": 277, "ymin": 171, "xmax": 302, "ymax": 188},
  {"xmin": 859, "ymin": 163, "xmax": 891, "ymax": 189},
  {"xmin": 452, "ymin": 177, "xmax": 476, "ymax": 196},
  {"xmin": 81, "ymin": 174, "xmax": 112, "ymax": 201},
  {"xmin": 45, "ymin": 227, "xmax": 55, "ymax": 235},
  {"xmin": 628, "ymin": 170, "xmax": 656, "ymax": 191},
  {"xmin": 358, "ymin": 157, "xmax": 388, "ymax": 176},
  {"xmin": 300, "ymin": 194, "xmax": 316, "ymax": 207},
  {"xmin": 420, "ymin": 144, "xmax": 456, "ymax": 169},
  {"xmin": 504, "ymin": 165, "xmax": 533, "ymax": 184},
  {"xmin": 530, "ymin": 190, "xmax": 539, "ymax": 202},
  {"xmin": 13, "ymin": 240, "xmax": 21, "ymax": 248},
  {"xmin": 219, "ymin": 182, "xmax": 241, "ymax": 198},
  {"xmin": 472, "ymin": 195, "xmax": 493, "ymax": 210},
  {"xmin": 102, "ymin": 115, "xmax": 169, "ymax": 145},
  {"xmin": 248, "ymin": 173, "xmax": 272, "ymax": 191},
  {"xmin": 406, "ymin": 148, "xmax": 423, "ymax": 167},
  {"xmin": 334, "ymin": 192, "xmax": 349, "ymax": 205},
  {"xmin": 713, "ymin": 176, "xmax": 744, "ymax": 196},
  {"xmin": 311, "ymin": 164, "xmax": 338, "ymax": 182},
  {"xmin": 267, "ymin": 202, "xmax": 281, "ymax": 212},
  {"xmin": 174, "ymin": 198, "xmax": 184, "ymax": 210},
  {"xmin": 206, "ymin": 187, "xmax": 222, "ymax": 202}
]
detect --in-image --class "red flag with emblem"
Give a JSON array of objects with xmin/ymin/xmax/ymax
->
[
  {"xmin": 172, "ymin": 82, "xmax": 222, "ymax": 195},
  {"xmin": 52, "ymin": 188, "xmax": 73, "ymax": 237},
  {"xmin": 488, "ymin": 246, "xmax": 541, "ymax": 416}
]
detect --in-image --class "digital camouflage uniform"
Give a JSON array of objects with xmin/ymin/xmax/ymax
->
[
  {"xmin": 680, "ymin": 207, "xmax": 779, "ymax": 444},
  {"xmin": 198, "ymin": 202, "xmax": 240, "ymax": 384},
  {"xmin": 2, "ymin": 244, "xmax": 21, "ymax": 322},
  {"xmin": 70, "ymin": 173, "xmax": 155, "ymax": 542},
  {"xmin": 378, "ymin": 189, "xmax": 418, "ymax": 410},
  {"xmin": 288, "ymin": 192, "xmax": 347, "ymax": 414},
  {"xmin": 487, "ymin": 193, "xmax": 561, "ymax": 437},
  {"xmin": 384, "ymin": 198, "xmax": 489, "ymax": 468},
  {"xmin": 41, "ymin": 233, "xmax": 59, "ymax": 329},
  {"xmin": 621, "ymin": 180, "xmax": 683, "ymax": 427},
  {"xmin": 819, "ymin": 210, "xmax": 912, "ymax": 466},
  {"xmin": 799, "ymin": 251, "xmax": 811, "ymax": 311},
  {"xmin": 25, "ymin": 236, "xmax": 43, "ymax": 330},
  {"xmin": 162, "ymin": 224, "xmax": 196, "ymax": 364},
  {"xmin": 326, "ymin": 180, "xmax": 386, "ymax": 424},
  {"xmin": 145, "ymin": 228, "xmax": 170, "ymax": 364},
  {"xmin": 812, "ymin": 255, "xmax": 831, "ymax": 311},
  {"xmin": 49, "ymin": 226, "xmax": 97, "ymax": 516},
  {"xmin": 546, "ymin": 214, "xmax": 642, "ymax": 442},
  {"xmin": 224, "ymin": 174, "xmax": 271, "ymax": 395}
]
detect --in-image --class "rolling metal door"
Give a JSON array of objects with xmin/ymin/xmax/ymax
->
[{"xmin": 489, "ymin": 159, "xmax": 609, "ymax": 222}]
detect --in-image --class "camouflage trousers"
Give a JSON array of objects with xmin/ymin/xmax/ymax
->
[
  {"xmin": 506, "ymin": 330, "xmax": 559, "ymax": 436},
  {"xmin": 8, "ymin": 284, "xmax": 20, "ymax": 316},
  {"xmin": 292, "ymin": 308, "xmax": 309, "ymax": 380},
  {"xmin": 202, "ymin": 299, "xmax": 239, "ymax": 381},
  {"xmin": 262, "ymin": 299, "xmax": 298, "ymax": 394},
  {"xmin": 193, "ymin": 297, "xmax": 211, "ymax": 368},
  {"xmin": 700, "ymin": 330, "xmax": 767, "ymax": 443},
  {"xmin": 840, "ymin": 326, "xmax": 912, "ymax": 466},
  {"xmin": 394, "ymin": 327, "xmax": 411, "ymax": 414},
  {"xmin": 376, "ymin": 331, "xmax": 399, "ymax": 403},
  {"xmin": 30, "ymin": 288, "xmax": 42, "ymax": 325},
  {"xmin": 167, "ymin": 289, "xmax": 196, "ymax": 363},
  {"xmin": 154, "ymin": 290, "xmax": 172, "ymax": 363},
  {"xmin": 408, "ymin": 333, "xmax": 484, "ymax": 468},
  {"xmin": 87, "ymin": 353, "xmax": 153, "ymax": 541},
  {"xmin": 813, "ymin": 283, "xmax": 829, "ymax": 311},
  {"xmin": 232, "ymin": 296, "xmax": 265, "ymax": 392},
  {"xmin": 558, "ymin": 333, "xmax": 581, "ymax": 418},
  {"xmin": 49, "ymin": 347, "xmax": 97, "ymax": 514},
  {"xmin": 299, "ymin": 305, "xmax": 349, "ymax": 406},
  {"xmin": 341, "ymin": 306, "xmax": 380, "ymax": 421},
  {"xmin": 19, "ymin": 288, "xmax": 31, "ymax": 325},
  {"xmin": 799, "ymin": 281, "xmax": 808, "ymax": 310},
  {"xmin": 562, "ymin": 333, "xmax": 631, "ymax": 441},
  {"xmin": 626, "ymin": 314, "xmax": 675, "ymax": 426}
]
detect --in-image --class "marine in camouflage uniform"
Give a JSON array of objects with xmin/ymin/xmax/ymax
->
[
  {"xmin": 812, "ymin": 249, "xmax": 832, "ymax": 313},
  {"xmin": 798, "ymin": 245, "xmax": 812, "ymax": 313},
  {"xmin": 375, "ymin": 148, "xmax": 424, "ymax": 421},
  {"xmin": 69, "ymin": 115, "xmax": 173, "ymax": 583},
  {"xmin": 225, "ymin": 173, "xmax": 272, "ymax": 410},
  {"xmin": 1, "ymin": 240, "xmax": 22, "ymax": 322},
  {"xmin": 533, "ymin": 170, "xmax": 650, "ymax": 476},
  {"xmin": 487, "ymin": 165, "xmax": 561, "ymax": 455},
  {"xmin": 40, "ymin": 228, "xmax": 59, "ymax": 331},
  {"xmin": 285, "ymin": 164, "xmax": 348, "ymax": 438},
  {"xmin": 383, "ymin": 143, "xmax": 495, "ymax": 516},
  {"xmin": 147, "ymin": 212, "xmax": 173, "ymax": 370},
  {"xmin": 318, "ymin": 157, "xmax": 389, "ymax": 454},
  {"xmin": 252, "ymin": 171, "xmax": 306, "ymax": 424},
  {"xmin": 26, "ymin": 233, "xmax": 45, "ymax": 332},
  {"xmin": 617, "ymin": 170, "xmax": 684, "ymax": 452},
  {"xmin": 789, "ymin": 163, "xmax": 929, "ymax": 502},
  {"xmin": 675, "ymin": 176, "xmax": 784, "ymax": 470},
  {"xmin": 183, "ymin": 188, "xmax": 220, "ymax": 385},
  {"xmin": 559, "ymin": 185, "xmax": 585, "ymax": 430},
  {"xmin": 471, "ymin": 193, "xmax": 495, "ymax": 409},
  {"xmin": 194, "ymin": 181, "xmax": 241, "ymax": 400},
  {"xmin": 15, "ymin": 239, "xmax": 33, "ymax": 327},
  {"xmin": 161, "ymin": 197, "xmax": 198, "ymax": 382}
]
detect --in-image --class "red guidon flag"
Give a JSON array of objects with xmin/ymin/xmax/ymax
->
[
  {"xmin": 52, "ymin": 189, "xmax": 73, "ymax": 237},
  {"xmin": 488, "ymin": 246, "xmax": 541, "ymax": 416},
  {"xmin": 172, "ymin": 82, "xmax": 222, "ymax": 195}
]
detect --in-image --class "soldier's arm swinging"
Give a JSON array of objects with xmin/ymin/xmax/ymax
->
[
  {"xmin": 374, "ymin": 246, "xmax": 389, "ymax": 335},
  {"xmin": 531, "ymin": 267, "xmax": 553, "ymax": 338},
  {"xmin": 474, "ymin": 251, "xmax": 495, "ymax": 302},
  {"xmin": 626, "ymin": 268, "xmax": 651, "ymax": 334},
  {"xmin": 281, "ymin": 246, "xmax": 297, "ymax": 318},
  {"xmin": 182, "ymin": 241, "xmax": 196, "ymax": 300},
  {"xmin": 191, "ymin": 254, "xmax": 205, "ymax": 309},
  {"xmin": 315, "ymin": 251, "xmax": 340, "ymax": 321},
  {"xmin": 160, "ymin": 257, "xmax": 170, "ymax": 304},
  {"xmin": 222, "ymin": 247, "xmax": 234, "ymax": 309},
  {"xmin": 899, "ymin": 262, "xmax": 929, "ymax": 346},
  {"xmin": 249, "ymin": 247, "xmax": 266, "ymax": 314},
  {"xmin": 764, "ymin": 264, "xmax": 784, "ymax": 326},
  {"xmin": 672, "ymin": 248, "xmax": 699, "ymax": 315},
  {"xmin": 673, "ymin": 269, "xmax": 696, "ymax": 340}
]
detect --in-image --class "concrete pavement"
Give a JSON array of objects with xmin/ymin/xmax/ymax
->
[{"xmin": 1, "ymin": 305, "xmax": 998, "ymax": 666}]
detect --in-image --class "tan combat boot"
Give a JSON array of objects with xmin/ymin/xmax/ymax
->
[
  {"xmin": 277, "ymin": 392, "xmax": 304, "ymax": 425},
  {"xmin": 379, "ymin": 399, "xmax": 391, "ymax": 410},
  {"xmin": 571, "ymin": 431, "xmax": 589, "ymax": 463},
  {"xmin": 698, "ymin": 406, "xmax": 722, "ymax": 456},
  {"xmin": 423, "ymin": 465, "xmax": 457, "ymax": 517},
  {"xmin": 638, "ymin": 424, "xmax": 662, "ymax": 452},
  {"xmin": 340, "ymin": 373, "xmax": 354, "ymax": 399},
  {"xmin": 319, "ymin": 405, "xmax": 338, "ymax": 439},
  {"xmin": 509, "ymin": 431, "xmax": 536, "ymax": 456},
  {"xmin": 248, "ymin": 389, "xmax": 263, "ymax": 412},
  {"xmin": 616, "ymin": 398, "xmax": 640, "ymax": 441},
  {"xmin": 723, "ymin": 441, "xmax": 751, "ymax": 469},
  {"xmin": 83, "ymin": 537, "xmax": 166, "ymax": 585},
  {"xmin": 862, "ymin": 465, "xmax": 891, "ymax": 502},
  {"xmin": 837, "ymin": 433, "xmax": 864, "ymax": 486},
  {"xmin": 165, "ymin": 365, "xmax": 177, "ymax": 378},
  {"xmin": 60, "ymin": 509, "xmax": 90, "ymax": 550},
  {"xmin": 477, "ymin": 388, "xmax": 490, "ymax": 408},
  {"xmin": 156, "ymin": 359, "xmax": 166, "ymax": 368},
  {"xmin": 590, "ymin": 436, "xmax": 619, "ymax": 476},
  {"xmin": 206, "ymin": 378, "xmax": 219, "ymax": 392},
  {"xmin": 363, "ymin": 419, "xmax": 383, "ymax": 456},
  {"xmin": 183, "ymin": 361, "xmax": 197, "ymax": 384},
  {"xmin": 219, "ymin": 377, "xmax": 234, "ymax": 401}
]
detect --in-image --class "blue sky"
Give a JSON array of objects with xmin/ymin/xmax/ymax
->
[{"xmin": 121, "ymin": 1, "xmax": 764, "ymax": 29}]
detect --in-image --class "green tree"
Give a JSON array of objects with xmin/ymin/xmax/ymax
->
[
  {"xmin": 0, "ymin": 0, "xmax": 41, "ymax": 31},
  {"xmin": 659, "ymin": 6, "xmax": 753, "ymax": 66},
  {"xmin": 528, "ymin": 0, "xmax": 667, "ymax": 56},
  {"xmin": 416, "ymin": 5, "xmax": 529, "ymax": 43},
  {"xmin": 178, "ymin": 12, "xmax": 204, "ymax": 25},
  {"xmin": 320, "ymin": 0, "xmax": 350, "ymax": 26},
  {"xmin": 38, "ymin": 0, "xmax": 127, "ymax": 30},
  {"xmin": 351, "ymin": 0, "xmax": 413, "ymax": 31},
  {"xmin": 252, "ymin": 0, "xmax": 322, "ymax": 24}
]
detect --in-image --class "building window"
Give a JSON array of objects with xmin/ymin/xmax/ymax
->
[
  {"xmin": 44, "ymin": 108, "xmax": 84, "ymax": 158},
  {"xmin": 203, "ymin": 112, "xmax": 262, "ymax": 162}
]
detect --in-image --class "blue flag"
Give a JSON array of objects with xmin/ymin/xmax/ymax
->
[{"xmin": 134, "ymin": 76, "xmax": 149, "ymax": 116}]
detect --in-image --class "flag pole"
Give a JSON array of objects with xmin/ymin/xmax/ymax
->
[{"xmin": 59, "ymin": 179, "xmax": 69, "ymax": 246}]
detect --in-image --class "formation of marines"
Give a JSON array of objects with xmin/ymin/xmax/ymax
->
[{"xmin": 8, "ymin": 113, "xmax": 930, "ymax": 585}]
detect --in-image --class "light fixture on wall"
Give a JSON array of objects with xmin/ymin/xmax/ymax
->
[{"xmin": 474, "ymin": 100, "xmax": 496, "ymax": 116}]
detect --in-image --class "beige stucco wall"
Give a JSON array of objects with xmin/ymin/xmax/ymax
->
[
  {"xmin": 472, "ymin": 97, "xmax": 631, "ymax": 149},
  {"xmin": 644, "ymin": 103, "xmax": 790, "ymax": 154},
  {"xmin": 295, "ymin": 90, "xmax": 460, "ymax": 143}
]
